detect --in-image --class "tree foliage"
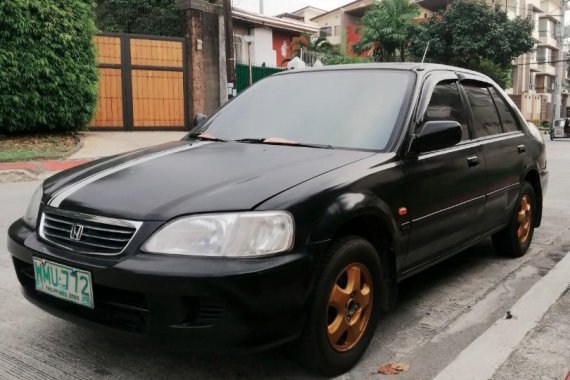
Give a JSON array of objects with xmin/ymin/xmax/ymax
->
[
  {"xmin": 0, "ymin": 0, "xmax": 99, "ymax": 134},
  {"xmin": 291, "ymin": 32, "xmax": 338, "ymax": 57},
  {"xmin": 409, "ymin": 1, "xmax": 534, "ymax": 87},
  {"xmin": 322, "ymin": 55, "xmax": 373, "ymax": 65},
  {"xmin": 354, "ymin": 0, "xmax": 420, "ymax": 61},
  {"xmin": 95, "ymin": 0, "xmax": 185, "ymax": 37}
]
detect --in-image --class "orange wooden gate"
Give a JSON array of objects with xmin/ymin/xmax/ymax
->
[{"xmin": 90, "ymin": 33, "xmax": 189, "ymax": 131}]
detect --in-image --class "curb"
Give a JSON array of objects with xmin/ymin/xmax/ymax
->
[
  {"xmin": 0, "ymin": 169, "xmax": 39, "ymax": 184},
  {"xmin": 64, "ymin": 133, "xmax": 85, "ymax": 159},
  {"xmin": 0, "ymin": 159, "xmax": 92, "ymax": 184}
]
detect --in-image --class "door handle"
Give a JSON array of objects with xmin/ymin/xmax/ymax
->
[
  {"xmin": 517, "ymin": 144, "xmax": 526, "ymax": 154},
  {"xmin": 467, "ymin": 156, "xmax": 480, "ymax": 167}
]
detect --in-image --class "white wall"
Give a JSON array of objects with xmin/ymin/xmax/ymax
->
[{"xmin": 252, "ymin": 27, "xmax": 276, "ymax": 66}]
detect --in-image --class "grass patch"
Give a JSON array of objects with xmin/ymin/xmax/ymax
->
[{"xmin": 0, "ymin": 134, "xmax": 78, "ymax": 162}]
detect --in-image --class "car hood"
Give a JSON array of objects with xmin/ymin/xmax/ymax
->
[{"xmin": 42, "ymin": 140, "xmax": 378, "ymax": 221}]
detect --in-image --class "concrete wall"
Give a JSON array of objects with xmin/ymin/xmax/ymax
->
[
  {"xmin": 252, "ymin": 27, "xmax": 276, "ymax": 66},
  {"xmin": 183, "ymin": 1, "xmax": 226, "ymax": 117}
]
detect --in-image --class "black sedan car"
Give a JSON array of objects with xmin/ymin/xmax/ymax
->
[{"xmin": 8, "ymin": 63, "xmax": 547, "ymax": 376}]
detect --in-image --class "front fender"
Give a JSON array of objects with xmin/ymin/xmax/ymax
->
[{"xmin": 309, "ymin": 192, "xmax": 399, "ymax": 244}]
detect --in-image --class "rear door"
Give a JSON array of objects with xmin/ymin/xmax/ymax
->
[
  {"xmin": 460, "ymin": 80, "xmax": 525, "ymax": 232},
  {"xmin": 403, "ymin": 74, "xmax": 486, "ymax": 269}
]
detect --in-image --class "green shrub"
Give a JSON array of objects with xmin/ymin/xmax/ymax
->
[{"xmin": 0, "ymin": 0, "xmax": 99, "ymax": 134}]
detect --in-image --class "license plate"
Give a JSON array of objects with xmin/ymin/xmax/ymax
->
[
  {"xmin": 33, "ymin": 258, "xmax": 94, "ymax": 309},
  {"xmin": 554, "ymin": 129, "xmax": 564, "ymax": 137}
]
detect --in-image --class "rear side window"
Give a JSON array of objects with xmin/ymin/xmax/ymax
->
[
  {"xmin": 462, "ymin": 84, "xmax": 502, "ymax": 137},
  {"xmin": 424, "ymin": 81, "xmax": 470, "ymax": 140},
  {"xmin": 489, "ymin": 87, "xmax": 520, "ymax": 132}
]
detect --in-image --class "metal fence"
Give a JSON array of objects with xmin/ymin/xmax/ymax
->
[{"xmin": 235, "ymin": 64, "xmax": 285, "ymax": 93}]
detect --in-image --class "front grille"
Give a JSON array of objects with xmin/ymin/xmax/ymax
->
[{"xmin": 39, "ymin": 207, "xmax": 142, "ymax": 256}]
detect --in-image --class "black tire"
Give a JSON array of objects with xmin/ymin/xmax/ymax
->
[
  {"xmin": 296, "ymin": 236, "xmax": 385, "ymax": 377},
  {"xmin": 550, "ymin": 133, "xmax": 554, "ymax": 141},
  {"xmin": 492, "ymin": 182, "xmax": 536, "ymax": 258}
]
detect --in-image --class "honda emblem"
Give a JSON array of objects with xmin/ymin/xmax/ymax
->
[{"xmin": 69, "ymin": 224, "xmax": 84, "ymax": 241}]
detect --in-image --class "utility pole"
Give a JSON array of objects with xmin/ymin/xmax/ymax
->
[
  {"xmin": 222, "ymin": 0, "xmax": 236, "ymax": 98},
  {"xmin": 553, "ymin": 0, "xmax": 567, "ymax": 122}
]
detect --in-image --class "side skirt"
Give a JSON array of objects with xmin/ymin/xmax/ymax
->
[{"xmin": 397, "ymin": 225, "xmax": 507, "ymax": 283}]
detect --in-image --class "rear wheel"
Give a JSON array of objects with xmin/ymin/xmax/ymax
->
[
  {"xmin": 492, "ymin": 182, "xmax": 536, "ymax": 257},
  {"xmin": 297, "ymin": 237, "xmax": 384, "ymax": 376}
]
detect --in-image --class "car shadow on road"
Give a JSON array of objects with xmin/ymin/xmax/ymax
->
[{"xmin": 40, "ymin": 239, "xmax": 505, "ymax": 379}]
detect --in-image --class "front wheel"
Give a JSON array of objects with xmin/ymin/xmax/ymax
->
[
  {"xmin": 296, "ymin": 237, "xmax": 385, "ymax": 376},
  {"xmin": 492, "ymin": 182, "xmax": 536, "ymax": 257}
]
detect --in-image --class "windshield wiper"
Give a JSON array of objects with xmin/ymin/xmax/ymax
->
[
  {"xmin": 188, "ymin": 133, "xmax": 227, "ymax": 142},
  {"xmin": 234, "ymin": 138, "xmax": 333, "ymax": 149}
]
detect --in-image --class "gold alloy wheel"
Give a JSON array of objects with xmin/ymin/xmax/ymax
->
[
  {"xmin": 517, "ymin": 194, "xmax": 532, "ymax": 244},
  {"xmin": 326, "ymin": 263, "xmax": 373, "ymax": 352}
]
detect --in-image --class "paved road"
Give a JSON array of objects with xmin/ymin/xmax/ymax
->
[{"xmin": 0, "ymin": 140, "xmax": 568, "ymax": 380}]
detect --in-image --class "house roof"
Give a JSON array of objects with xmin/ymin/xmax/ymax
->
[
  {"xmin": 275, "ymin": 12, "xmax": 305, "ymax": 22},
  {"xmin": 310, "ymin": 0, "xmax": 366, "ymax": 21},
  {"xmin": 290, "ymin": 5, "xmax": 329, "ymax": 15},
  {"xmin": 232, "ymin": 7, "xmax": 319, "ymax": 34}
]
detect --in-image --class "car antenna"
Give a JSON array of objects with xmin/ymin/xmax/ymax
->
[{"xmin": 421, "ymin": 41, "xmax": 431, "ymax": 64}]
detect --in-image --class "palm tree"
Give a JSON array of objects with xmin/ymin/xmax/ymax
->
[
  {"xmin": 289, "ymin": 32, "xmax": 338, "ymax": 64},
  {"xmin": 353, "ymin": 0, "xmax": 420, "ymax": 62}
]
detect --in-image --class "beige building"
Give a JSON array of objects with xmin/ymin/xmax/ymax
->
[{"xmin": 508, "ymin": 0, "xmax": 569, "ymax": 122}]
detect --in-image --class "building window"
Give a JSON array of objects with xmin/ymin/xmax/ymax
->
[
  {"xmin": 234, "ymin": 35, "xmax": 244, "ymax": 64},
  {"xmin": 319, "ymin": 26, "xmax": 332, "ymax": 38}
]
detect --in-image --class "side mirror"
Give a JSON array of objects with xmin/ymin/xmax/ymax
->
[
  {"xmin": 193, "ymin": 113, "xmax": 208, "ymax": 128},
  {"xmin": 410, "ymin": 120, "xmax": 462, "ymax": 153}
]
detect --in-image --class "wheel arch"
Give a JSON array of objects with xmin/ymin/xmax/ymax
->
[{"xmin": 309, "ymin": 193, "xmax": 401, "ymax": 310}]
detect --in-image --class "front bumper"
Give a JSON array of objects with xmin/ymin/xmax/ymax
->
[{"xmin": 8, "ymin": 219, "xmax": 321, "ymax": 353}]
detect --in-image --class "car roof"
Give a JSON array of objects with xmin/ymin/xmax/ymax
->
[{"xmin": 276, "ymin": 62, "xmax": 493, "ymax": 82}]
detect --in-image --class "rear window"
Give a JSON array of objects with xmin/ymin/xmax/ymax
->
[
  {"xmin": 489, "ymin": 87, "xmax": 520, "ymax": 133},
  {"xmin": 462, "ymin": 84, "xmax": 502, "ymax": 137}
]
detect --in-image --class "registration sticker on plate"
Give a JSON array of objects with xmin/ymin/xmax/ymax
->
[{"xmin": 32, "ymin": 258, "xmax": 94, "ymax": 309}]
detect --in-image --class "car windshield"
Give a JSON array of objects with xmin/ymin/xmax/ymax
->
[{"xmin": 192, "ymin": 70, "xmax": 415, "ymax": 151}]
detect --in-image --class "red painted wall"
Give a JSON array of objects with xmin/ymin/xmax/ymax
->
[{"xmin": 273, "ymin": 31, "xmax": 294, "ymax": 67}]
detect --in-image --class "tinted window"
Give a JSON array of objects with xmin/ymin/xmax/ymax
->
[
  {"xmin": 424, "ymin": 82, "xmax": 470, "ymax": 140},
  {"xmin": 197, "ymin": 70, "xmax": 414, "ymax": 151},
  {"xmin": 489, "ymin": 87, "xmax": 520, "ymax": 132},
  {"xmin": 463, "ymin": 84, "xmax": 502, "ymax": 137}
]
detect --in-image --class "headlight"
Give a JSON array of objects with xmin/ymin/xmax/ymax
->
[
  {"xmin": 23, "ymin": 184, "xmax": 43, "ymax": 229},
  {"xmin": 142, "ymin": 211, "xmax": 294, "ymax": 257}
]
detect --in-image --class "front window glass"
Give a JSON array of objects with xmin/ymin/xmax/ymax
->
[
  {"xmin": 424, "ymin": 81, "xmax": 470, "ymax": 140},
  {"xmin": 194, "ymin": 70, "xmax": 414, "ymax": 151}
]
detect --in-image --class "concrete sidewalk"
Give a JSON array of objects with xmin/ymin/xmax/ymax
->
[
  {"xmin": 0, "ymin": 131, "xmax": 187, "ymax": 183},
  {"xmin": 69, "ymin": 131, "xmax": 187, "ymax": 160}
]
